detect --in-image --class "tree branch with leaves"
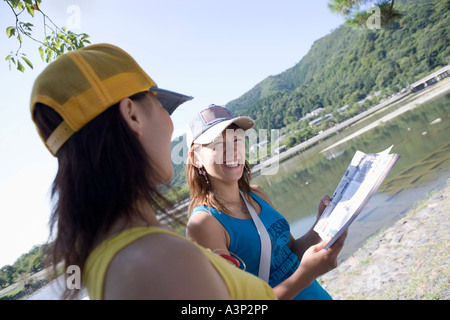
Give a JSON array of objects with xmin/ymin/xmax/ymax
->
[
  {"xmin": 4, "ymin": 0, "xmax": 91, "ymax": 72},
  {"xmin": 328, "ymin": 0, "xmax": 402, "ymax": 28}
]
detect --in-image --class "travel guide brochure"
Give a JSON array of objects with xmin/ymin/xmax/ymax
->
[{"xmin": 314, "ymin": 146, "xmax": 400, "ymax": 250}]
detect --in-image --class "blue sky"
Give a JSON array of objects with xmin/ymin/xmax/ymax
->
[{"xmin": 0, "ymin": 0, "xmax": 344, "ymax": 267}]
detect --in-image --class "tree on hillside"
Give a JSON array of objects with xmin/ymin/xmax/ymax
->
[
  {"xmin": 328, "ymin": 0, "xmax": 402, "ymax": 28},
  {"xmin": 4, "ymin": 0, "xmax": 90, "ymax": 72},
  {"xmin": 0, "ymin": 265, "xmax": 15, "ymax": 288}
]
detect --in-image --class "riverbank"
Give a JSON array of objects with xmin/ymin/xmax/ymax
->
[
  {"xmin": 318, "ymin": 181, "xmax": 450, "ymax": 300},
  {"xmin": 321, "ymin": 78, "xmax": 450, "ymax": 153},
  {"xmin": 253, "ymin": 77, "xmax": 450, "ymax": 175}
]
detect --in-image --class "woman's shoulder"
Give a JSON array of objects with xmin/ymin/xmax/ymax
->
[
  {"xmin": 105, "ymin": 230, "xmax": 201, "ymax": 279},
  {"xmin": 250, "ymin": 184, "xmax": 269, "ymax": 199},
  {"xmin": 117, "ymin": 230, "xmax": 202, "ymax": 265},
  {"xmin": 186, "ymin": 207, "xmax": 229, "ymax": 247},
  {"xmin": 103, "ymin": 229, "xmax": 230, "ymax": 299},
  {"xmin": 191, "ymin": 204, "xmax": 218, "ymax": 215},
  {"xmin": 250, "ymin": 184, "xmax": 275, "ymax": 208}
]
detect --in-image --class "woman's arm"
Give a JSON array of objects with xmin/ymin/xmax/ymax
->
[
  {"xmin": 272, "ymin": 230, "xmax": 347, "ymax": 300},
  {"xmin": 186, "ymin": 210, "xmax": 230, "ymax": 254}
]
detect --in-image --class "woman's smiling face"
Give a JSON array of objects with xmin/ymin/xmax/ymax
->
[{"xmin": 195, "ymin": 125, "xmax": 246, "ymax": 185}]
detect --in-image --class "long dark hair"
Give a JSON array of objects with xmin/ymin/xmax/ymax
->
[{"xmin": 33, "ymin": 92, "xmax": 175, "ymax": 299}]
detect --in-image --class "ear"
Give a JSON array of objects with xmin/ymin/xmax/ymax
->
[
  {"xmin": 189, "ymin": 148, "xmax": 202, "ymax": 168},
  {"xmin": 119, "ymin": 98, "xmax": 143, "ymax": 137}
]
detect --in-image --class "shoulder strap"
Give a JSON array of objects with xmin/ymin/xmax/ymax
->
[{"xmin": 239, "ymin": 190, "xmax": 272, "ymax": 283}]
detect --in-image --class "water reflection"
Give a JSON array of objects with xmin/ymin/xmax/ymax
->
[{"xmin": 252, "ymin": 93, "xmax": 450, "ymax": 260}]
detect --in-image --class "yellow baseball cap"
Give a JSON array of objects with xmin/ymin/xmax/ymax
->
[{"xmin": 30, "ymin": 43, "xmax": 193, "ymax": 156}]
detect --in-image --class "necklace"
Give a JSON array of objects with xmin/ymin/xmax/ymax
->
[
  {"xmin": 217, "ymin": 195, "xmax": 249, "ymax": 214},
  {"xmin": 240, "ymin": 202, "xmax": 249, "ymax": 214}
]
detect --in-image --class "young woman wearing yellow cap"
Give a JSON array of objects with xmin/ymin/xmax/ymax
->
[{"xmin": 30, "ymin": 44, "xmax": 276, "ymax": 300}]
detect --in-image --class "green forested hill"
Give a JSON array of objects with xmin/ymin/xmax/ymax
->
[
  {"xmin": 226, "ymin": 0, "xmax": 450, "ymax": 130},
  {"xmin": 169, "ymin": 0, "xmax": 449, "ymax": 189}
]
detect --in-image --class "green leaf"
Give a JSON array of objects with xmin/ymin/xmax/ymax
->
[
  {"xmin": 6, "ymin": 26, "xmax": 15, "ymax": 38},
  {"xmin": 17, "ymin": 60, "xmax": 25, "ymax": 72},
  {"xmin": 21, "ymin": 56, "xmax": 33, "ymax": 69},
  {"xmin": 20, "ymin": 22, "xmax": 33, "ymax": 31},
  {"xmin": 45, "ymin": 50, "xmax": 53, "ymax": 63},
  {"xmin": 25, "ymin": 3, "xmax": 35, "ymax": 17},
  {"xmin": 38, "ymin": 46, "xmax": 44, "ymax": 61},
  {"xmin": 10, "ymin": 0, "xmax": 21, "ymax": 7}
]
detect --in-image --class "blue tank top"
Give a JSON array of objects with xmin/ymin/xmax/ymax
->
[{"xmin": 191, "ymin": 192, "xmax": 332, "ymax": 300}]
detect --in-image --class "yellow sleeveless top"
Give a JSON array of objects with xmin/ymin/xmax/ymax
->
[{"xmin": 83, "ymin": 226, "xmax": 277, "ymax": 300}]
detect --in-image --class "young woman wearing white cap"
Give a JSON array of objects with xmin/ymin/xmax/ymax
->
[
  {"xmin": 30, "ymin": 44, "xmax": 276, "ymax": 300},
  {"xmin": 185, "ymin": 105, "xmax": 347, "ymax": 300}
]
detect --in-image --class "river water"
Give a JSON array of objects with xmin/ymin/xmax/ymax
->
[{"xmin": 252, "ymin": 90, "xmax": 450, "ymax": 262}]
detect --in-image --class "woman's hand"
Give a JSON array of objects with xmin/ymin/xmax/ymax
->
[
  {"xmin": 273, "ymin": 229, "xmax": 347, "ymax": 300},
  {"xmin": 289, "ymin": 194, "xmax": 332, "ymax": 261},
  {"xmin": 299, "ymin": 229, "xmax": 348, "ymax": 281}
]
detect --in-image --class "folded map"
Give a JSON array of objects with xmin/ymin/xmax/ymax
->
[{"xmin": 314, "ymin": 146, "xmax": 400, "ymax": 250}]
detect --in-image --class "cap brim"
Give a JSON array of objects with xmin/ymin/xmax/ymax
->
[
  {"xmin": 193, "ymin": 116, "xmax": 255, "ymax": 145},
  {"xmin": 150, "ymin": 87, "xmax": 193, "ymax": 115}
]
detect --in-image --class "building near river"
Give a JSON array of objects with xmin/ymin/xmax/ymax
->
[{"xmin": 411, "ymin": 64, "xmax": 450, "ymax": 92}]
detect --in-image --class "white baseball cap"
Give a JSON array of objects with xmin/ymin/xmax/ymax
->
[{"xmin": 186, "ymin": 105, "xmax": 255, "ymax": 147}]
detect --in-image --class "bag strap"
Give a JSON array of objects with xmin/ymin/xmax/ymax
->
[{"xmin": 239, "ymin": 190, "xmax": 272, "ymax": 283}]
